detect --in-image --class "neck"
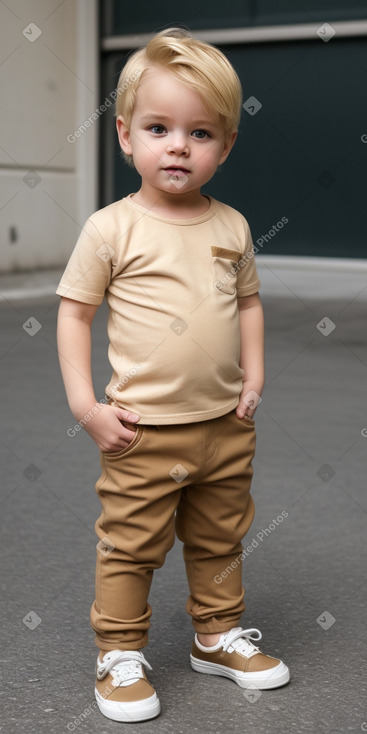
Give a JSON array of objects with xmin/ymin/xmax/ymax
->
[{"xmin": 131, "ymin": 185, "xmax": 210, "ymax": 218}]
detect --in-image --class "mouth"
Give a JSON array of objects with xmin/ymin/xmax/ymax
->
[{"xmin": 163, "ymin": 166, "xmax": 191, "ymax": 175}]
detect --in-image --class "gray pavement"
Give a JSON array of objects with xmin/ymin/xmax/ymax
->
[{"xmin": 0, "ymin": 267, "xmax": 367, "ymax": 734}]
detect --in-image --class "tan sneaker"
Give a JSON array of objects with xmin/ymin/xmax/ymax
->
[
  {"xmin": 190, "ymin": 627, "xmax": 290, "ymax": 690},
  {"xmin": 95, "ymin": 649, "xmax": 160, "ymax": 722}
]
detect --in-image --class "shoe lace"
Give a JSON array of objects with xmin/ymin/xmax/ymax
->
[
  {"xmin": 96, "ymin": 650, "xmax": 152, "ymax": 686},
  {"xmin": 222, "ymin": 627, "xmax": 262, "ymax": 657}
]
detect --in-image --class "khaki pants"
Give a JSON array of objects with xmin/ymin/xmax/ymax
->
[{"xmin": 90, "ymin": 409, "xmax": 256, "ymax": 651}]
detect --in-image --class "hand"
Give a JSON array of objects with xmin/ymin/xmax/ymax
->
[
  {"xmin": 80, "ymin": 402, "xmax": 140, "ymax": 453},
  {"xmin": 236, "ymin": 381, "xmax": 263, "ymax": 419}
]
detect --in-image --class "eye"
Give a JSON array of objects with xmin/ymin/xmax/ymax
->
[
  {"xmin": 148, "ymin": 124, "xmax": 166, "ymax": 134},
  {"xmin": 192, "ymin": 129, "xmax": 210, "ymax": 139}
]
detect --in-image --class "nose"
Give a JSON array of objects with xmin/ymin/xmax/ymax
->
[{"xmin": 167, "ymin": 131, "xmax": 189, "ymax": 156}]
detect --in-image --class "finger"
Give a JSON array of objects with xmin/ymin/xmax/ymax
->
[
  {"xmin": 236, "ymin": 403, "xmax": 246, "ymax": 418},
  {"xmin": 103, "ymin": 427, "xmax": 136, "ymax": 452},
  {"xmin": 115, "ymin": 407, "xmax": 140, "ymax": 423},
  {"xmin": 236, "ymin": 403, "xmax": 255, "ymax": 419},
  {"xmin": 120, "ymin": 426, "xmax": 137, "ymax": 441}
]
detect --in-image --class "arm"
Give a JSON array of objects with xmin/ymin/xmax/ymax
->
[
  {"xmin": 235, "ymin": 292, "xmax": 265, "ymax": 419},
  {"xmin": 57, "ymin": 296, "xmax": 140, "ymax": 452},
  {"xmin": 57, "ymin": 296, "xmax": 99, "ymax": 418}
]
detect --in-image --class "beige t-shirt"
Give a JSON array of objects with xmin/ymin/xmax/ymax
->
[{"xmin": 56, "ymin": 194, "xmax": 260, "ymax": 424}]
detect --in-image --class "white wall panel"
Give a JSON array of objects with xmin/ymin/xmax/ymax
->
[
  {"xmin": 0, "ymin": 0, "xmax": 98, "ymax": 273},
  {"xmin": 0, "ymin": 170, "xmax": 80, "ymax": 271},
  {"xmin": 0, "ymin": 0, "xmax": 77, "ymax": 170}
]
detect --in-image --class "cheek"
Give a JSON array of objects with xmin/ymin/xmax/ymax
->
[
  {"xmin": 137, "ymin": 135, "xmax": 163, "ymax": 158},
  {"xmin": 132, "ymin": 143, "xmax": 162, "ymax": 176},
  {"xmin": 197, "ymin": 150, "xmax": 222, "ymax": 173},
  {"xmin": 131, "ymin": 141, "xmax": 154, "ymax": 165}
]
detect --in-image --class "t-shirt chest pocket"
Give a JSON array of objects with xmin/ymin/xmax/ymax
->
[{"xmin": 211, "ymin": 246, "xmax": 242, "ymax": 295}]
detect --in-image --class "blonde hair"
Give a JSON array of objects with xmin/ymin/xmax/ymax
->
[{"xmin": 115, "ymin": 27, "xmax": 242, "ymax": 167}]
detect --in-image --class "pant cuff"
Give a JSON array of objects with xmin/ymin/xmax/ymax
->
[{"xmin": 94, "ymin": 632, "xmax": 149, "ymax": 651}]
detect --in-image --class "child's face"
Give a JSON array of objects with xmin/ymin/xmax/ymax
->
[{"xmin": 117, "ymin": 66, "xmax": 236, "ymax": 199}]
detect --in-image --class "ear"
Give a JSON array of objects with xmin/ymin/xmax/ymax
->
[
  {"xmin": 116, "ymin": 116, "xmax": 132, "ymax": 156},
  {"xmin": 218, "ymin": 131, "xmax": 237, "ymax": 165}
]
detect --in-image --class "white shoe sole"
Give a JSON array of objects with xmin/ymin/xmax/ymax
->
[
  {"xmin": 190, "ymin": 656, "xmax": 290, "ymax": 689},
  {"xmin": 95, "ymin": 688, "xmax": 161, "ymax": 722}
]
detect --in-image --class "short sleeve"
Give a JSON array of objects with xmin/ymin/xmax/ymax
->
[
  {"xmin": 236, "ymin": 217, "xmax": 261, "ymax": 296},
  {"xmin": 56, "ymin": 217, "xmax": 113, "ymax": 305}
]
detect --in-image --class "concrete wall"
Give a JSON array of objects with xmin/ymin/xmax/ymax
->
[{"xmin": 0, "ymin": 0, "xmax": 98, "ymax": 273}]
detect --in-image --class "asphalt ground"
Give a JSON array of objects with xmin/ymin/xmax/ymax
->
[{"xmin": 0, "ymin": 266, "xmax": 366, "ymax": 734}]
